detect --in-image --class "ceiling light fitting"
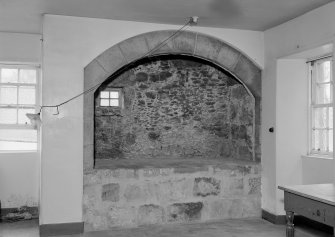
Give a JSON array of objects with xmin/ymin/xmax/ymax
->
[{"xmin": 189, "ymin": 16, "xmax": 199, "ymax": 26}]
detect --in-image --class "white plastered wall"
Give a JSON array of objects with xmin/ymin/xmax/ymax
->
[
  {"xmin": 275, "ymin": 59, "xmax": 307, "ymax": 215},
  {"xmin": 263, "ymin": 1, "xmax": 335, "ymax": 215},
  {"xmin": 0, "ymin": 32, "xmax": 41, "ymax": 208},
  {"xmin": 41, "ymin": 14, "xmax": 264, "ymax": 224}
]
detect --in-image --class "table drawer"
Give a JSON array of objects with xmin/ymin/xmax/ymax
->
[{"xmin": 284, "ymin": 192, "xmax": 335, "ymax": 227}]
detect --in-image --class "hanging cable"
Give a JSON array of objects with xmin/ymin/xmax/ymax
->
[{"xmin": 34, "ymin": 17, "xmax": 197, "ymax": 117}]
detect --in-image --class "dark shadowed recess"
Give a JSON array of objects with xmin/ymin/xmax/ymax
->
[
  {"xmin": 93, "ymin": 55, "xmax": 256, "ymax": 169},
  {"xmin": 96, "ymin": 55, "xmax": 243, "ymax": 90}
]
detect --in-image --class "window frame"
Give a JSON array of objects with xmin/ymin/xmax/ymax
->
[
  {"xmin": 308, "ymin": 57, "xmax": 333, "ymax": 157},
  {"xmin": 0, "ymin": 63, "xmax": 40, "ymax": 152},
  {"xmin": 99, "ymin": 88, "xmax": 122, "ymax": 108}
]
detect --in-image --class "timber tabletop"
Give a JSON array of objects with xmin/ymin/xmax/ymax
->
[{"xmin": 278, "ymin": 184, "xmax": 335, "ymax": 206}]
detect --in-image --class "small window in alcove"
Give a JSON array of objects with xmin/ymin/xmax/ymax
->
[{"xmin": 99, "ymin": 89, "xmax": 121, "ymax": 107}]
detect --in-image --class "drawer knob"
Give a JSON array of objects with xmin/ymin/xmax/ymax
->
[{"xmin": 316, "ymin": 210, "xmax": 321, "ymax": 216}]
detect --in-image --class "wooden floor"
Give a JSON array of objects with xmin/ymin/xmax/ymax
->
[{"xmin": 0, "ymin": 218, "xmax": 333, "ymax": 237}]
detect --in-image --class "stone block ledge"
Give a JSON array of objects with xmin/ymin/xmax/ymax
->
[
  {"xmin": 93, "ymin": 158, "xmax": 260, "ymax": 171},
  {"xmin": 83, "ymin": 158, "xmax": 261, "ymax": 231}
]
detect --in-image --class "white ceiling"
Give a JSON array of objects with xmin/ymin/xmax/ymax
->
[
  {"xmin": 284, "ymin": 44, "xmax": 333, "ymax": 59},
  {"xmin": 0, "ymin": 0, "xmax": 333, "ymax": 34}
]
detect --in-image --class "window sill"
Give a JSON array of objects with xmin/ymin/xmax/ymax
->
[
  {"xmin": 301, "ymin": 154, "xmax": 333, "ymax": 160},
  {"xmin": 0, "ymin": 150, "xmax": 38, "ymax": 154}
]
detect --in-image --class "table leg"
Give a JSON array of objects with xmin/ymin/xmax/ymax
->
[{"xmin": 286, "ymin": 211, "xmax": 295, "ymax": 237}]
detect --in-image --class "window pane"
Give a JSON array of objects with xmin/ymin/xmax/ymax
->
[
  {"xmin": 329, "ymin": 107, "xmax": 333, "ymax": 129},
  {"xmin": 329, "ymin": 129, "xmax": 333, "ymax": 152},
  {"xmin": 317, "ymin": 61, "xmax": 331, "ymax": 83},
  {"xmin": 313, "ymin": 107, "xmax": 327, "ymax": 128},
  {"xmin": 19, "ymin": 69, "xmax": 37, "ymax": 84},
  {"xmin": 110, "ymin": 99, "xmax": 119, "ymax": 106},
  {"xmin": 1, "ymin": 68, "xmax": 18, "ymax": 83},
  {"xmin": 110, "ymin": 91, "xmax": 119, "ymax": 98},
  {"xmin": 312, "ymin": 129, "xmax": 327, "ymax": 152},
  {"xmin": 0, "ymin": 86, "xmax": 17, "ymax": 104},
  {"xmin": 315, "ymin": 83, "xmax": 331, "ymax": 104},
  {"xmin": 100, "ymin": 99, "xmax": 109, "ymax": 106},
  {"xmin": 18, "ymin": 108, "xmax": 35, "ymax": 124},
  {"xmin": 0, "ymin": 129, "xmax": 37, "ymax": 151},
  {"xmin": 0, "ymin": 108, "xmax": 17, "ymax": 124},
  {"xmin": 18, "ymin": 86, "xmax": 35, "ymax": 105},
  {"xmin": 100, "ymin": 91, "xmax": 109, "ymax": 98}
]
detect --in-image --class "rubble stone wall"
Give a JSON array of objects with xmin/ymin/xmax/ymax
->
[{"xmin": 95, "ymin": 57, "xmax": 255, "ymax": 161}]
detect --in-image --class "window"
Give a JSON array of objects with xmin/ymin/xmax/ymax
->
[
  {"xmin": 309, "ymin": 58, "xmax": 333, "ymax": 156},
  {"xmin": 0, "ymin": 65, "xmax": 39, "ymax": 151},
  {"xmin": 99, "ymin": 89, "xmax": 121, "ymax": 107}
]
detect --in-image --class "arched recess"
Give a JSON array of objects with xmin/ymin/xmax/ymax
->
[{"xmin": 83, "ymin": 30, "xmax": 261, "ymax": 171}]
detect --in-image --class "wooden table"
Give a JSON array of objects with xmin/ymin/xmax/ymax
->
[{"xmin": 278, "ymin": 184, "xmax": 335, "ymax": 237}]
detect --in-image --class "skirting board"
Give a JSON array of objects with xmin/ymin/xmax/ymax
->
[
  {"xmin": 261, "ymin": 209, "xmax": 286, "ymax": 225},
  {"xmin": 39, "ymin": 222, "xmax": 84, "ymax": 236}
]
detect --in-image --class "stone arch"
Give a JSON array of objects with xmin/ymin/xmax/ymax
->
[{"xmin": 84, "ymin": 30, "xmax": 261, "ymax": 171}]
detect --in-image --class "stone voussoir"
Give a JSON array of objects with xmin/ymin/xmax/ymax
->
[
  {"xmin": 144, "ymin": 31, "xmax": 176, "ymax": 55},
  {"xmin": 84, "ymin": 59, "xmax": 110, "ymax": 91},
  {"xmin": 95, "ymin": 44, "xmax": 128, "ymax": 75},
  {"xmin": 118, "ymin": 34, "xmax": 150, "ymax": 63},
  {"xmin": 216, "ymin": 43, "xmax": 242, "ymax": 72},
  {"xmin": 172, "ymin": 31, "xmax": 197, "ymax": 55},
  {"xmin": 233, "ymin": 54, "xmax": 261, "ymax": 98},
  {"xmin": 194, "ymin": 33, "xmax": 223, "ymax": 62}
]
